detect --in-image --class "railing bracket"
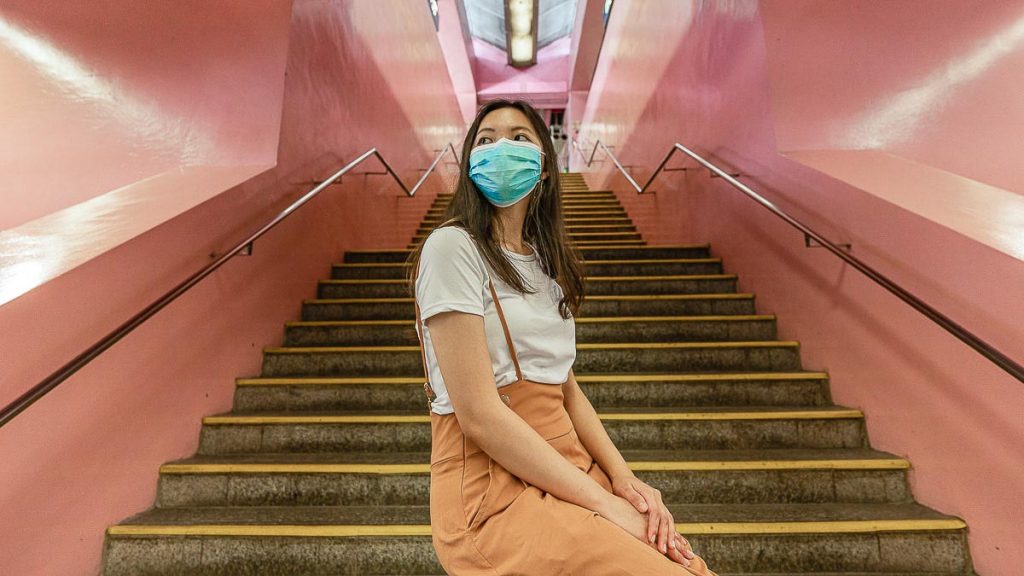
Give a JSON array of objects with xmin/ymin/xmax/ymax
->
[{"xmin": 805, "ymin": 234, "xmax": 850, "ymax": 251}]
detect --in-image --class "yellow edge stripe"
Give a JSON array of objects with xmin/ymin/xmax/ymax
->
[
  {"xmin": 318, "ymin": 274, "xmax": 735, "ymax": 284},
  {"xmin": 108, "ymin": 519, "xmax": 964, "ymax": 538},
  {"xmin": 331, "ymin": 258, "xmax": 718, "ymax": 268},
  {"xmin": 583, "ymin": 274, "xmax": 734, "ymax": 280},
  {"xmin": 343, "ymin": 243, "xmax": 709, "ymax": 254},
  {"xmin": 237, "ymin": 376, "xmax": 428, "ymax": 385},
  {"xmin": 303, "ymin": 293, "xmax": 754, "ymax": 304},
  {"xmin": 263, "ymin": 341, "xmax": 799, "ymax": 353},
  {"xmin": 576, "ymin": 372, "xmax": 828, "ymax": 382},
  {"xmin": 284, "ymin": 315, "xmax": 774, "ymax": 327},
  {"xmin": 411, "ymin": 232, "xmax": 643, "ymax": 238},
  {"xmin": 160, "ymin": 459, "xmax": 908, "ymax": 475},
  {"xmin": 202, "ymin": 410, "xmax": 861, "ymax": 425},
  {"xmin": 584, "ymin": 293, "xmax": 753, "ymax": 300},
  {"xmin": 574, "ymin": 315, "xmax": 775, "ymax": 324},
  {"xmin": 575, "ymin": 341, "xmax": 798, "ymax": 350},
  {"xmin": 236, "ymin": 372, "xmax": 829, "ymax": 386}
]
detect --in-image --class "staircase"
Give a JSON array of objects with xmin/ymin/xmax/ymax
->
[{"xmin": 102, "ymin": 173, "xmax": 974, "ymax": 574}]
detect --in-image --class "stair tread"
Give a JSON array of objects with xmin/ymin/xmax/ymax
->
[
  {"xmin": 165, "ymin": 447, "xmax": 903, "ymax": 467},
  {"xmin": 114, "ymin": 502, "xmax": 960, "ymax": 527},
  {"xmin": 236, "ymin": 370, "xmax": 829, "ymax": 382},
  {"xmin": 210, "ymin": 405, "xmax": 861, "ymax": 418}
]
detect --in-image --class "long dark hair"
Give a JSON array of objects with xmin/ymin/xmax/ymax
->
[{"xmin": 405, "ymin": 99, "xmax": 585, "ymax": 319}]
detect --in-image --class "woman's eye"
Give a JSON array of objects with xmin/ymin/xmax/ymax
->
[
  {"xmin": 476, "ymin": 136, "xmax": 493, "ymax": 146},
  {"xmin": 514, "ymin": 134, "xmax": 531, "ymax": 142}
]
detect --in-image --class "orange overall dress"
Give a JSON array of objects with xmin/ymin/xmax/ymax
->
[{"xmin": 415, "ymin": 276, "xmax": 718, "ymax": 575}]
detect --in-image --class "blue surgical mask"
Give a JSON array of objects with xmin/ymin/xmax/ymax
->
[{"xmin": 468, "ymin": 137, "xmax": 544, "ymax": 207}]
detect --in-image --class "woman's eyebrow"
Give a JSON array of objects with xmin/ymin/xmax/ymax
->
[{"xmin": 477, "ymin": 125, "xmax": 533, "ymax": 133}]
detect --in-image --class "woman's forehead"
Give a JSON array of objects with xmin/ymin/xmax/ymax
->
[{"xmin": 478, "ymin": 107, "xmax": 534, "ymax": 131}]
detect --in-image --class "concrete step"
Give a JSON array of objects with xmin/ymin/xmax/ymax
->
[
  {"xmin": 103, "ymin": 503, "xmax": 969, "ymax": 575},
  {"xmin": 232, "ymin": 372, "xmax": 833, "ymax": 412},
  {"xmin": 431, "ymin": 193, "xmax": 616, "ymax": 202},
  {"xmin": 566, "ymin": 238, "xmax": 646, "ymax": 248},
  {"xmin": 341, "ymin": 243, "xmax": 711, "ymax": 263},
  {"xmin": 155, "ymin": 448, "xmax": 911, "ymax": 508},
  {"xmin": 257, "ymin": 340, "xmax": 803, "ymax": 377},
  {"xmin": 414, "ymin": 223, "xmax": 637, "ymax": 235},
  {"xmin": 412, "ymin": 230, "xmax": 643, "ymax": 243},
  {"xmin": 283, "ymin": 315, "xmax": 778, "ymax": 346},
  {"xmin": 408, "ymin": 238, "xmax": 651, "ymax": 250},
  {"xmin": 319, "ymin": 273, "xmax": 734, "ymax": 298},
  {"xmin": 330, "ymin": 258, "xmax": 724, "ymax": 280},
  {"xmin": 196, "ymin": 406, "xmax": 863, "ymax": 455},
  {"xmin": 426, "ymin": 205, "xmax": 629, "ymax": 215},
  {"xmin": 302, "ymin": 293, "xmax": 758, "ymax": 321},
  {"xmin": 421, "ymin": 215, "xmax": 632, "ymax": 227}
]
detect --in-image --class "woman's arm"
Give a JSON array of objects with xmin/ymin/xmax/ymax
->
[
  {"xmin": 426, "ymin": 311, "xmax": 617, "ymax": 515},
  {"xmin": 561, "ymin": 367, "xmax": 633, "ymax": 482},
  {"xmin": 562, "ymin": 367, "xmax": 690, "ymax": 561}
]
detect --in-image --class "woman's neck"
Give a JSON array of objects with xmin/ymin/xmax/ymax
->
[{"xmin": 494, "ymin": 203, "xmax": 529, "ymax": 254}]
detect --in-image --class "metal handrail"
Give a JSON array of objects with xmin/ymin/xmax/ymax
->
[
  {"xmin": 571, "ymin": 138, "xmax": 1024, "ymax": 385},
  {"xmin": 0, "ymin": 143, "xmax": 460, "ymax": 428}
]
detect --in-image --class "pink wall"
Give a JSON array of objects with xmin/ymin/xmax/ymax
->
[
  {"xmin": 0, "ymin": 1, "xmax": 463, "ymax": 573},
  {"xmin": 436, "ymin": 0, "xmax": 478, "ymax": 125},
  {"xmin": 566, "ymin": 0, "xmax": 607, "ymax": 140},
  {"xmin": 760, "ymin": 0, "xmax": 1024, "ymax": 195},
  {"xmin": 475, "ymin": 36, "xmax": 571, "ymax": 108},
  {"xmin": 0, "ymin": 0, "xmax": 289, "ymax": 231},
  {"xmin": 576, "ymin": 1, "xmax": 1024, "ymax": 573}
]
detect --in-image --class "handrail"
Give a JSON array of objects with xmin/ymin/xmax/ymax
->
[
  {"xmin": 571, "ymin": 138, "xmax": 1024, "ymax": 385},
  {"xmin": 0, "ymin": 143, "xmax": 460, "ymax": 428}
]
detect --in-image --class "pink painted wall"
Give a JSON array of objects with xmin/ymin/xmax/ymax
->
[
  {"xmin": 475, "ymin": 36, "xmax": 571, "ymax": 108},
  {"xmin": 566, "ymin": 0, "xmax": 607, "ymax": 141},
  {"xmin": 0, "ymin": 1, "xmax": 289, "ymax": 231},
  {"xmin": 576, "ymin": 1, "xmax": 1024, "ymax": 573},
  {"xmin": 436, "ymin": 0, "xmax": 478, "ymax": 125},
  {"xmin": 760, "ymin": 0, "xmax": 1024, "ymax": 195},
  {"xmin": 0, "ymin": 1, "xmax": 463, "ymax": 574}
]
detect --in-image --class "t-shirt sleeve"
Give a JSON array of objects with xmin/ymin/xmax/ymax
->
[{"xmin": 416, "ymin": 227, "xmax": 488, "ymax": 322}]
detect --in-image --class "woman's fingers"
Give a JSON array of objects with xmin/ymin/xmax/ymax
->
[
  {"xmin": 645, "ymin": 501, "xmax": 660, "ymax": 548},
  {"xmin": 675, "ymin": 533, "xmax": 695, "ymax": 559},
  {"xmin": 665, "ymin": 537, "xmax": 691, "ymax": 567}
]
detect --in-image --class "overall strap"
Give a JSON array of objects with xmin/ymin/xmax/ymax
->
[{"xmin": 487, "ymin": 278, "xmax": 524, "ymax": 382}]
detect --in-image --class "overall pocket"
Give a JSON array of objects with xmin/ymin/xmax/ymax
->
[{"xmin": 468, "ymin": 455, "xmax": 527, "ymax": 531}]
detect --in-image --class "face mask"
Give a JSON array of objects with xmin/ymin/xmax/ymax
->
[{"xmin": 468, "ymin": 137, "xmax": 544, "ymax": 207}]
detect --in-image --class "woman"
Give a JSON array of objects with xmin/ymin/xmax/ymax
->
[{"xmin": 405, "ymin": 99, "xmax": 718, "ymax": 575}]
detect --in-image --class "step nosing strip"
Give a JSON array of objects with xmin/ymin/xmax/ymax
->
[
  {"xmin": 304, "ymin": 294, "xmax": 755, "ymax": 303},
  {"xmin": 284, "ymin": 315, "xmax": 775, "ymax": 327},
  {"xmin": 263, "ymin": 341, "xmax": 800, "ymax": 353},
  {"xmin": 159, "ymin": 459, "xmax": 908, "ymax": 475},
  {"xmin": 235, "ymin": 372, "xmax": 830, "ymax": 386},
  {"xmin": 107, "ymin": 519, "xmax": 965, "ymax": 538},
  {"xmin": 202, "ymin": 410, "xmax": 862, "ymax": 425},
  {"xmin": 341, "ymin": 243, "xmax": 710, "ymax": 254},
  {"xmin": 330, "ymin": 258, "xmax": 719, "ymax": 267}
]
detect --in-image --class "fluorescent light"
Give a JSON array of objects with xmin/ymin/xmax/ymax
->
[
  {"xmin": 506, "ymin": 0, "xmax": 535, "ymax": 65},
  {"xmin": 510, "ymin": 36, "xmax": 533, "ymax": 62}
]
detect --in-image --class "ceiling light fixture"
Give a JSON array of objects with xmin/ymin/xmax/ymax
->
[{"xmin": 505, "ymin": 0, "xmax": 538, "ymax": 67}]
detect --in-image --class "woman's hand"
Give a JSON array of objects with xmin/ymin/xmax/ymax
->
[
  {"xmin": 593, "ymin": 493, "xmax": 650, "ymax": 543},
  {"xmin": 611, "ymin": 473, "xmax": 696, "ymax": 566}
]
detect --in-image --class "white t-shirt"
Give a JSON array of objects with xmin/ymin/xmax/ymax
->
[{"xmin": 414, "ymin": 226, "xmax": 577, "ymax": 415}]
